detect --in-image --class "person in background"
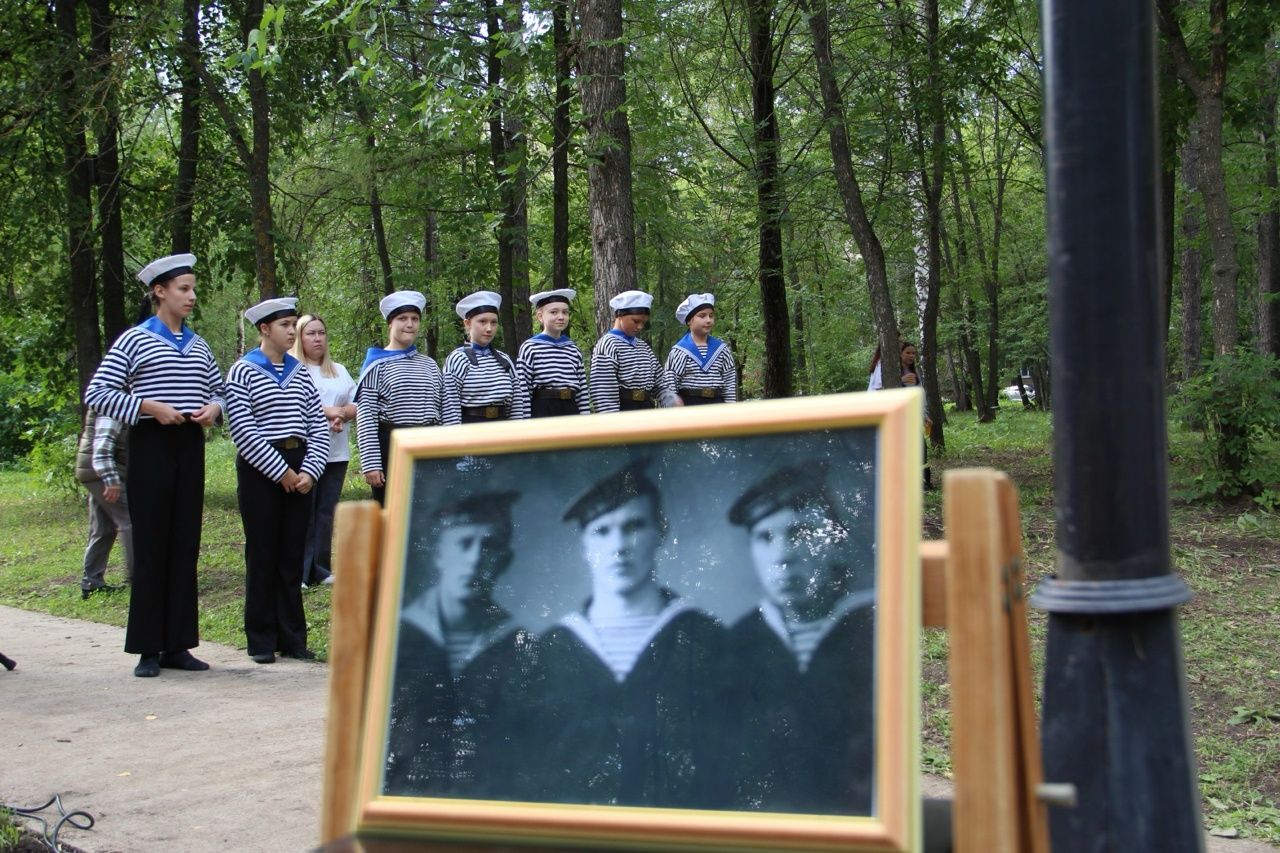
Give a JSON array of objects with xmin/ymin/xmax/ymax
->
[
  {"xmin": 588, "ymin": 291, "xmax": 681, "ymax": 413},
  {"xmin": 866, "ymin": 345, "xmax": 884, "ymax": 391},
  {"xmin": 665, "ymin": 293, "xmax": 737, "ymax": 404},
  {"xmin": 84, "ymin": 252, "xmax": 223, "ymax": 678},
  {"xmin": 74, "ymin": 408, "xmax": 133, "ymax": 599},
  {"xmin": 897, "ymin": 340, "xmax": 934, "ymax": 490},
  {"xmin": 725, "ymin": 460, "xmax": 875, "ymax": 815},
  {"xmin": 290, "ymin": 314, "xmax": 356, "ymax": 587},
  {"xmin": 224, "ymin": 297, "xmax": 329, "ymax": 664},
  {"xmin": 356, "ymin": 291, "xmax": 460, "ymax": 505},
  {"xmin": 442, "ymin": 291, "xmax": 526, "ymax": 423},
  {"xmin": 517, "ymin": 289, "xmax": 589, "ymax": 417}
]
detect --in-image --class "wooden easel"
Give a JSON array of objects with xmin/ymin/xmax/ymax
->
[{"xmin": 321, "ymin": 468, "xmax": 1048, "ymax": 853}]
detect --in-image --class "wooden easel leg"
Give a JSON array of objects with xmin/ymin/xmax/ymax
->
[{"xmin": 321, "ymin": 500, "xmax": 385, "ymax": 846}]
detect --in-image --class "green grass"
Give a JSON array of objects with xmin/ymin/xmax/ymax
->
[{"xmin": 1, "ymin": 407, "xmax": 1276, "ymax": 839}]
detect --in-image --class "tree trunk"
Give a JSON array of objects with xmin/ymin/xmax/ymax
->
[
  {"xmin": 88, "ymin": 0, "xmax": 125, "ymax": 343},
  {"xmin": 964, "ymin": 295, "xmax": 991, "ymax": 421},
  {"xmin": 953, "ymin": 123, "xmax": 1001, "ymax": 415},
  {"xmin": 551, "ymin": 0, "xmax": 572, "ymax": 293},
  {"xmin": 578, "ymin": 0, "xmax": 639, "ymax": 335},
  {"xmin": 919, "ymin": 0, "xmax": 945, "ymax": 448},
  {"xmin": 58, "ymin": 0, "xmax": 102, "ymax": 397},
  {"xmin": 1158, "ymin": 0, "xmax": 1238, "ymax": 357},
  {"xmin": 802, "ymin": 0, "xmax": 900, "ymax": 385},
  {"xmin": 747, "ymin": 0, "xmax": 792, "ymax": 398},
  {"xmin": 947, "ymin": 346, "xmax": 969, "ymax": 411},
  {"xmin": 369, "ymin": 177, "xmax": 394, "ymax": 295},
  {"xmin": 1258, "ymin": 39, "xmax": 1279, "ymax": 359},
  {"xmin": 1179, "ymin": 134, "xmax": 1203, "ymax": 379},
  {"xmin": 173, "ymin": 0, "xmax": 201, "ymax": 255},
  {"xmin": 241, "ymin": 0, "xmax": 277, "ymax": 298},
  {"xmin": 424, "ymin": 211, "xmax": 439, "ymax": 359}
]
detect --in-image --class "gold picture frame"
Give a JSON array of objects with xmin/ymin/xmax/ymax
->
[{"xmin": 352, "ymin": 389, "xmax": 922, "ymax": 852}]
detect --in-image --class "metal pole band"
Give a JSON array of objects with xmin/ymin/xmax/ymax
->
[{"xmin": 1031, "ymin": 575, "xmax": 1192, "ymax": 615}]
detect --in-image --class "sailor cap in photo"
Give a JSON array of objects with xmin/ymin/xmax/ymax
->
[
  {"xmin": 609, "ymin": 290, "xmax": 653, "ymax": 316},
  {"xmin": 529, "ymin": 289, "xmax": 576, "ymax": 309},
  {"xmin": 244, "ymin": 297, "xmax": 299, "ymax": 326},
  {"xmin": 456, "ymin": 291, "xmax": 503, "ymax": 320},
  {"xmin": 675, "ymin": 293, "xmax": 715, "ymax": 324},
  {"xmin": 379, "ymin": 290, "xmax": 427, "ymax": 322},
  {"xmin": 137, "ymin": 253, "xmax": 196, "ymax": 288}
]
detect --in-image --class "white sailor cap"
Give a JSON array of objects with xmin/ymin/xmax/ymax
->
[
  {"xmin": 609, "ymin": 290, "xmax": 653, "ymax": 315},
  {"xmin": 675, "ymin": 293, "xmax": 715, "ymax": 324},
  {"xmin": 379, "ymin": 290, "xmax": 427, "ymax": 322},
  {"xmin": 529, "ymin": 288, "xmax": 576, "ymax": 309},
  {"xmin": 137, "ymin": 253, "xmax": 196, "ymax": 288},
  {"xmin": 456, "ymin": 290, "xmax": 503, "ymax": 320},
  {"xmin": 245, "ymin": 297, "xmax": 299, "ymax": 326}
]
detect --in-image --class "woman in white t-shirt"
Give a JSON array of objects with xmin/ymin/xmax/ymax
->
[{"xmin": 291, "ymin": 314, "xmax": 357, "ymax": 586}]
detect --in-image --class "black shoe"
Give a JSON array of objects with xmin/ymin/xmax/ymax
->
[
  {"xmin": 280, "ymin": 648, "xmax": 316, "ymax": 661},
  {"xmin": 251, "ymin": 652, "xmax": 276, "ymax": 664},
  {"xmin": 134, "ymin": 654, "xmax": 160, "ymax": 678},
  {"xmin": 82, "ymin": 584, "xmax": 122, "ymax": 600},
  {"xmin": 160, "ymin": 650, "xmax": 210, "ymax": 671}
]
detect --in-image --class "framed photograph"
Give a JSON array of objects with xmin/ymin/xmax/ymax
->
[{"xmin": 354, "ymin": 389, "xmax": 922, "ymax": 852}]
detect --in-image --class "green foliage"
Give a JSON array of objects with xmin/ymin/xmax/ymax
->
[{"xmin": 1174, "ymin": 351, "xmax": 1280, "ymax": 506}]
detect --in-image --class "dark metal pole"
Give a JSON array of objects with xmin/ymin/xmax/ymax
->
[{"xmin": 1032, "ymin": 1, "xmax": 1205, "ymax": 851}]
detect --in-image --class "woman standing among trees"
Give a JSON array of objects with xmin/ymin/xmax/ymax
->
[
  {"xmin": 516, "ymin": 289, "xmax": 590, "ymax": 417},
  {"xmin": 356, "ymin": 291, "xmax": 459, "ymax": 505},
  {"xmin": 665, "ymin": 293, "xmax": 737, "ymax": 404},
  {"xmin": 443, "ymin": 291, "xmax": 526, "ymax": 423},
  {"xmin": 290, "ymin": 314, "xmax": 356, "ymax": 587},
  {"xmin": 84, "ymin": 253, "xmax": 224, "ymax": 678},
  {"xmin": 225, "ymin": 298, "xmax": 330, "ymax": 663}
]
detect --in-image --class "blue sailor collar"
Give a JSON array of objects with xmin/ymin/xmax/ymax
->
[
  {"xmin": 467, "ymin": 343, "xmax": 493, "ymax": 353},
  {"xmin": 241, "ymin": 347, "xmax": 303, "ymax": 387},
  {"xmin": 674, "ymin": 332, "xmax": 723, "ymax": 369},
  {"xmin": 608, "ymin": 328, "xmax": 637, "ymax": 344},
  {"xmin": 139, "ymin": 315, "xmax": 198, "ymax": 355},
  {"xmin": 358, "ymin": 344, "xmax": 417, "ymax": 383},
  {"xmin": 533, "ymin": 332, "xmax": 574, "ymax": 345}
]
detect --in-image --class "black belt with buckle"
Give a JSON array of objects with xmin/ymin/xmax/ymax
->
[
  {"xmin": 622, "ymin": 388, "xmax": 650, "ymax": 402},
  {"xmin": 533, "ymin": 387, "xmax": 576, "ymax": 401},
  {"xmin": 679, "ymin": 388, "xmax": 721, "ymax": 399},
  {"xmin": 462, "ymin": 405, "xmax": 508, "ymax": 419},
  {"xmin": 270, "ymin": 436, "xmax": 307, "ymax": 451}
]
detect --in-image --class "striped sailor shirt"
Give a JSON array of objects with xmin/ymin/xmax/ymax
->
[
  {"xmin": 588, "ymin": 330, "xmax": 678, "ymax": 413},
  {"xmin": 665, "ymin": 334, "xmax": 738, "ymax": 402},
  {"xmin": 355, "ymin": 353, "xmax": 459, "ymax": 474},
  {"xmin": 84, "ymin": 316, "xmax": 225, "ymax": 424},
  {"xmin": 515, "ymin": 333, "xmax": 589, "ymax": 415},
  {"xmin": 443, "ymin": 344, "xmax": 528, "ymax": 419},
  {"xmin": 224, "ymin": 350, "xmax": 330, "ymax": 483}
]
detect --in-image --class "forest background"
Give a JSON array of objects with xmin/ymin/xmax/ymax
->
[
  {"xmin": 0, "ymin": 0, "xmax": 1278, "ymax": 502},
  {"xmin": 0, "ymin": 0, "xmax": 1279, "ymax": 841}
]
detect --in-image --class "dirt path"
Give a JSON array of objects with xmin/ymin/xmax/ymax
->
[
  {"xmin": 1, "ymin": 605, "xmax": 1274, "ymax": 852},
  {"xmin": 1, "ymin": 606, "xmax": 326, "ymax": 852}
]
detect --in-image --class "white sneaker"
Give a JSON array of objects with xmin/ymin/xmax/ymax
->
[{"xmin": 322, "ymin": 575, "xmax": 335, "ymax": 586}]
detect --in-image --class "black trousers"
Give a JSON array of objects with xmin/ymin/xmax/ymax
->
[
  {"xmin": 677, "ymin": 392, "xmax": 725, "ymax": 406},
  {"xmin": 618, "ymin": 396, "xmax": 655, "ymax": 412},
  {"xmin": 531, "ymin": 394, "xmax": 580, "ymax": 418},
  {"xmin": 237, "ymin": 448, "xmax": 310, "ymax": 656},
  {"xmin": 124, "ymin": 420, "xmax": 204, "ymax": 655},
  {"xmin": 372, "ymin": 423, "xmax": 401, "ymax": 506}
]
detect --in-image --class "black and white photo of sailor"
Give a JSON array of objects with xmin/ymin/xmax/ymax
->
[
  {"xmin": 384, "ymin": 489, "xmax": 541, "ymax": 799},
  {"xmin": 532, "ymin": 459, "xmax": 729, "ymax": 809},
  {"xmin": 224, "ymin": 297, "xmax": 330, "ymax": 664},
  {"xmin": 725, "ymin": 460, "xmax": 876, "ymax": 815},
  {"xmin": 443, "ymin": 291, "xmax": 527, "ymax": 422}
]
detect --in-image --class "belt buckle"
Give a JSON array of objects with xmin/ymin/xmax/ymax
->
[
  {"xmin": 629, "ymin": 389, "xmax": 646, "ymax": 401},
  {"xmin": 700, "ymin": 388, "xmax": 715, "ymax": 398},
  {"xmin": 558, "ymin": 388, "xmax": 572, "ymax": 400},
  {"xmin": 484, "ymin": 406, "xmax": 501, "ymax": 419}
]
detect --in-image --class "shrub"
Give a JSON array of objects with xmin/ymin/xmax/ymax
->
[{"xmin": 1175, "ymin": 350, "xmax": 1280, "ymax": 506}]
